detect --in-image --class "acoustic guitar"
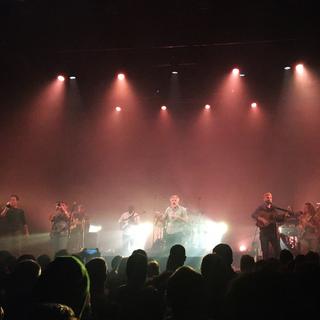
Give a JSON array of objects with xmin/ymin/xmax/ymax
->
[{"xmin": 255, "ymin": 206, "xmax": 295, "ymax": 228}]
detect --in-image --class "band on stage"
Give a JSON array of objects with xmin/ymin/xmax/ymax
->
[
  {"xmin": 251, "ymin": 192, "xmax": 320, "ymax": 259},
  {"xmin": 1, "ymin": 193, "xmax": 320, "ymax": 257},
  {"xmin": 118, "ymin": 195, "xmax": 189, "ymax": 255},
  {"xmin": 0, "ymin": 196, "xmax": 90, "ymax": 255}
]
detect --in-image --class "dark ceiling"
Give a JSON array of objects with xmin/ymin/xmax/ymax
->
[
  {"xmin": 1, "ymin": 0, "xmax": 319, "ymax": 50},
  {"xmin": 0, "ymin": 0, "xmax": 319, "ymax": 108}
]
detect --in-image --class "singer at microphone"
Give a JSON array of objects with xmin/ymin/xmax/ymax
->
[
  {"xmin": 0, "ymin": 203, "xmax": 10, "ymax": 217},
  {"xmin": 0, "ymin": 195, "xmax": 29, "ymax": 256}
]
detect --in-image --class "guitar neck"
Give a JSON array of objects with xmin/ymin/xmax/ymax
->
[{"xmin": 273, "ymin": 205, "xmax": 292, "ymax": 213}]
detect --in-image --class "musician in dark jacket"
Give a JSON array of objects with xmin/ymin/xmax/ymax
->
[
  {"xmin": 50, "ymin": 201, "xmax": 70, "ymax": 255},
  {"xmin": 0, "ymin": 194, "xmax": 29, "ymax": 256},
  {"xmin": 252, "ymin": 192, "xmax": 282, "ymax": 260}
]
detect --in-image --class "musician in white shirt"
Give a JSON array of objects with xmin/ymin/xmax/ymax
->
[
  {"xmin": 162, "ymin": 195, "xmax": 188, "ymax": 249},
  {"xmin": 118, "ymin": 205, "xmax": 140, "ymax": 255}
]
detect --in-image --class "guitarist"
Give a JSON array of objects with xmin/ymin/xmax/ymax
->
[
  {"xmin": 252, "ymin": 192, "xmax": 283, "ymax": 260},
  {"xmin": 118, "ymin": 205, "xmax": 140, "ymax": 255},
  {"xmin": 49, "ymin": 201, "xmax": 71, "ymax": 255}
]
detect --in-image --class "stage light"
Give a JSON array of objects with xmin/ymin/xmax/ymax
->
[
  {"xmin": 232, "ymin": 68, "xmax": 240, "ymax": 76},
  {"xmin": 88, "ymin": 225, "xmax": 102, "ymax": 233},
  {"xmin": 239, "ymin": 245, "xmax": 247, "ymax": 252},
  {"xmin": 284, "ymin": 66, "xmax": 291, "ymax": 70},
  {"xmin": 193, "ymin": 220, "xmax": 228, "ymax": 251},
  {"xmin": 69, "ymin": 76, "xmax": 76, "ymax": 80},
  {"xmin": 217, "ymin": 222, "xmax": 228, "ymax": 234},
  {"xmin": 115, "ymin": 106, "xmax": 122, "ymax": 112},
  {"xmin": 117, "ymin": 73, "xmax": 125, "ymax": 81},
  {"xmin": 57, "ymin": 75, "xmax": 65, "ymax": 82},
  {"xmin": 251, "ymin": 102, "xmax": 257, "ymax": 108},
  {"xmin": 161, "ymin": 105, "xmax": 167, "ymax": 111},
  {"xmin": 295, "ymin": 64, "xmax": 304, "ymax": 74},
  {"xmin": 172, "ymin": 71, "xmax": 178, "ymax": 75},
  {"xmin": 126, "ymin": 223, "xmax": 153, "ymax": 251},
  {"xmin": 204, "ymin": 104, "xmax": 211, "ymax": 110},
  {"xmin": 240, "ymin": 73, "xmax": 245, "ymax": 77}
]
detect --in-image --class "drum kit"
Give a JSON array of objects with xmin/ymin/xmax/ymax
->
[{"xmin": 278, "ymin": 215, "xmax": 300, "ymax": 253}]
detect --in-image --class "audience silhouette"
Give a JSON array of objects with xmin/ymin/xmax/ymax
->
[{"xmin": 0, "ymin": 243, "xmax": 319, "ymax": 320}]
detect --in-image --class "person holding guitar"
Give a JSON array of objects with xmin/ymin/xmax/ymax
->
[
  {"xmin": 118, "ymin": 205, "xmax": 140, "ymax": 255},
  {"xmin": 252, "ymin": 192, "xmax": 287, "ymax": 260},
  {"xmin": 49, "ymin": 201, "xmax": 71, "ymax": 255}
]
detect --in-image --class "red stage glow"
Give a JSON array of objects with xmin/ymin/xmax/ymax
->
[
  {"xmin": 232, "ymin": 68, "xmax": 240, "ymax": 76},
  {"xmin": 117, "ymin": 73, "xmax": 125, "ymax": 81},
  {"xmin": 57, "ymin": 75, "xmax": 65, "ymax": 82}
]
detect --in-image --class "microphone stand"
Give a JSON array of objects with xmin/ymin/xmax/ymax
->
[
  {"xmin": 251, "ymin": 226, "xmax": 259, "ymax": 261},
  {"xmin": 81, "ymin": 218, "xmax": 85, "ymax": 250}
]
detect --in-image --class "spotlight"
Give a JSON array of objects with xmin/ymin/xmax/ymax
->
[
  {"xmin": 239, "ymin": 73, "xmax": 246, "ymax": 77},
  {"xmin": 88, "ymin": 225, "xmax": 102, "ymax": 233},
  {"xmin": 195, "ymin": 220, "xmax": 228, "ymax": 250},
  {"xmin": 128, "ymin": 222, "xmax": 153, "ymax": 250},
  {"xmin": 217, "ymin": 222, "xmax": 228, "ymax": 234},
  {"xmin": 295, "ymin": 64, "xmax": 304, "ymax": 74},
  {"xmin": 172, "ymin": 71, "xmax": 178, "ymax": 75},
  {"xmin": 161, "ymin": 105, "xmax": 167, "ymax": 111},
  {"xmin": 284, "ymin": 66, "xmax": 291, "ymax": 70},
  {"xmin": 232, "ymin": 68, "xmax": 240, "ymax": 76},
  {"xmin": 251, "ymin": 102, "xmax": 257, "ymax": 108},
  {"xmin": 117, "ymin": 73, "xmax": 125, "ymax": 81},
  {"xmin": 239, "ymin": 245, "xmax": 247, "ymax": 252},
  {"xmin": 115, "ymin": 106, "xmax": 122, "ymax": 112},
  {"xmin": 69, "ymin": 76, "xmax": 76, "ymax": 80},
  {"xmin": 57, "ymin": 75, "xmax": 65, "ymax": 82},
  {"xmin": 204, "ymin": 104, "xmax": 211, "ymax": 110}
]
